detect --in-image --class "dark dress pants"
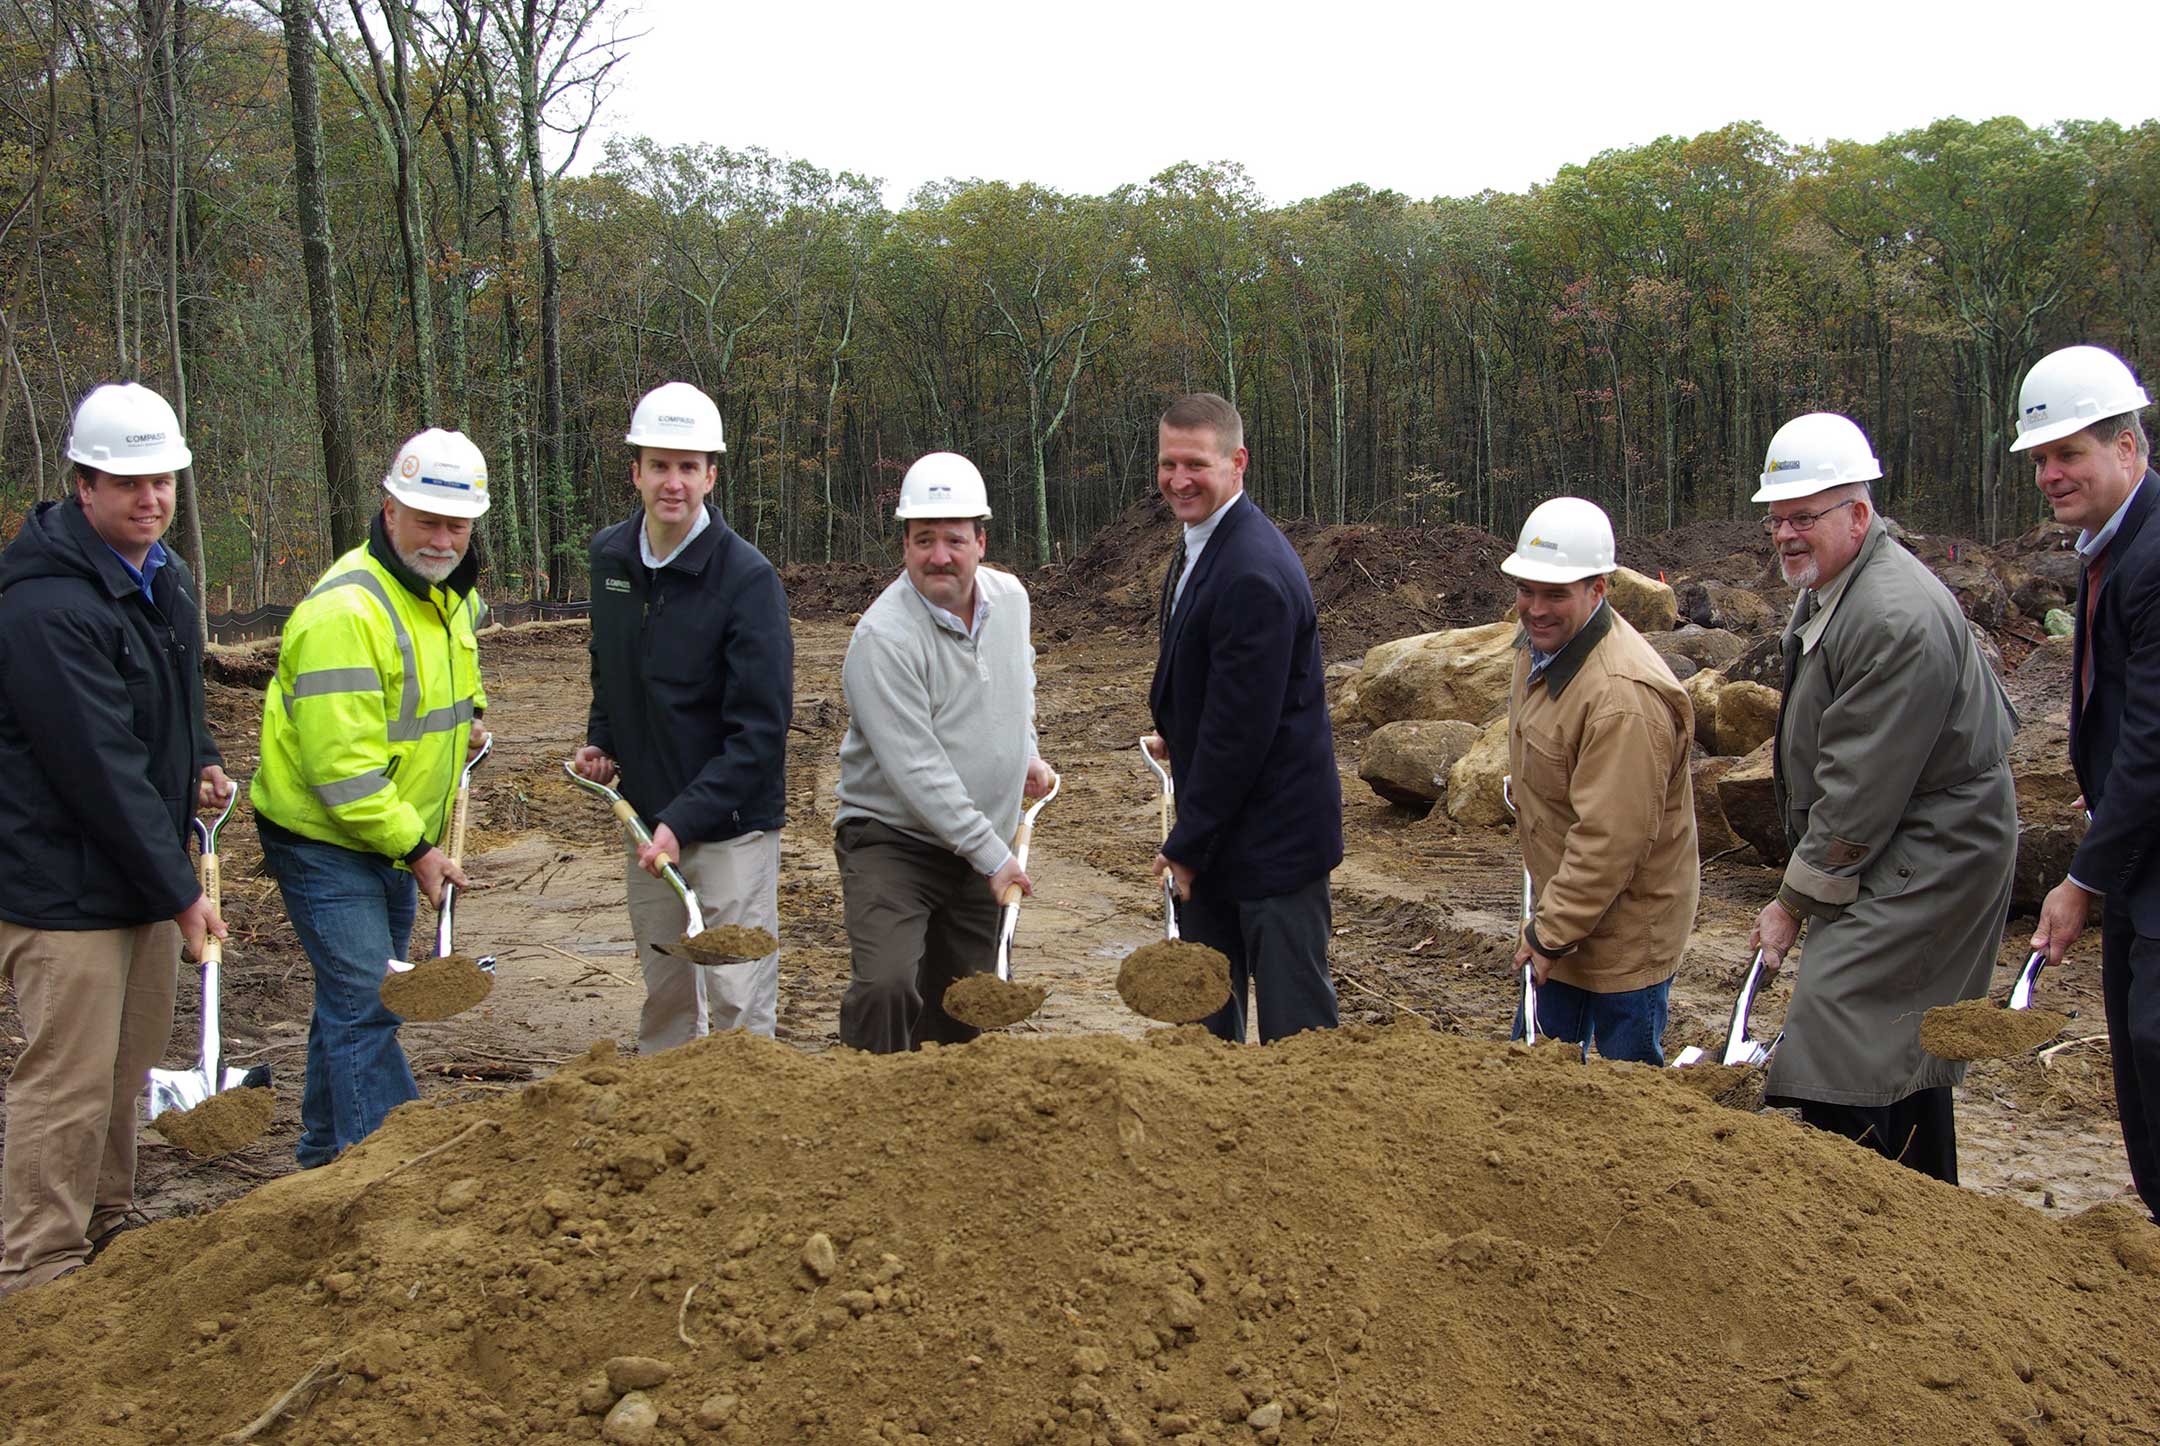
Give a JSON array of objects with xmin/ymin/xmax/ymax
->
[
  {"xmin": 834, "ymin": 817, "xmax": 999, "ymax": 1054},
  {"xmin": 2101, "ymin": 898, "xmax": 2160, "ymax": 1220},
  {"xmin": 1796, "ymin": 1087, "xmax": 1958, "ymax": 1184},
  {"xmin": 1175, "ymin": 875, "xmax": 1337, "ymax": 1044}
]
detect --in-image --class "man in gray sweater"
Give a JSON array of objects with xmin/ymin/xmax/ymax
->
[{"xmin": 834, "ymin": 452, "xmax": 1055, "ymax": 1051}]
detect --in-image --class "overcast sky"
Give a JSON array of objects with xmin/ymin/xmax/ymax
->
[{"xmin": 590, "ymin": 0, "xmax": 2154, "ymax": 207}]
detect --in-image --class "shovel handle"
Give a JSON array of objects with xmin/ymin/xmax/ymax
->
[
  {"xmin": 610, "ymin": 797, "xmax": 654, "ymax": 848},
  {"xmin": 446, "ymin": 781, "xmax": 471, "ymax": 868}
]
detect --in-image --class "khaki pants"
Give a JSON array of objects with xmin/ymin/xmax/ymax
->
[
  {"xmin": 625, "ymin": 831, "xmax": 780, "ymax": 1052},
  {"xmin": 0, "ymin": 919, "xmax": 179, "ymax": 1296}
]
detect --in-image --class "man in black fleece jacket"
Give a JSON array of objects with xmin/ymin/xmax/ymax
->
[{"xmin": 0, "ymin": 383, "xmax": 231, "ymax": 1296}]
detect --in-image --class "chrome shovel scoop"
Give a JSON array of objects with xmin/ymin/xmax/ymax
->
[
  {"xmin": 147, "ymin": 790, "xmax": 269, "ymax": 1119},
  {"xmin": 2007, "ymin": 949, "xmax": 2049, "ymax": 1010}
]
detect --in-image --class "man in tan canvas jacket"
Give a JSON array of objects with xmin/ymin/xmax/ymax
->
[{"xmin": 1503, "ymin": 496, "xmax": 1698, "ymax": 1063}]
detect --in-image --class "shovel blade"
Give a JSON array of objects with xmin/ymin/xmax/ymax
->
[
  {"xmin": 1669, "ymin": 1045, "xmax": 1707, "ymax": 1068},
  {"xmin": 146, "ymin": 1068, "xmax": 212, "ymax": 1120}
]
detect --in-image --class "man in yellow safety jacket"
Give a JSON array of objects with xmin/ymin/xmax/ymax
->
[{"xmin": 251, "ymin": 428, "xmax": 491, "ymax": 1165}]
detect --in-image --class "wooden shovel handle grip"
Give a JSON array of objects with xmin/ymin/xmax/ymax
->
[
  {"xmin": 609, "ymin": 797, "xmax": 653, "ymax": 846},
  {"xmin": 446, "ymin": 783, "xmax": 471, "ymax": 867},
  {"xmin": 999, "ymin": 817, "xmax": 1037, "ymax": 906},
  {"xmin": 200, "ymin": 851, "xmax": 221, "ymax": 911}
]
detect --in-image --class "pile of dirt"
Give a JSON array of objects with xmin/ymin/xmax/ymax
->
[
  {"xmin": 941, "ymin": 974, "xmax": 1050, "ymax": 1030},
  {"xmin": 1040, "ymin": 493, "xmax": 1517, "ymax": 654},
  {"xmin": 7, "ymin": 1026, "xmax": 2160, "ymax": 1444},
  {"xmin": 1630, "ymin": 518, "xmax": 1775, "ymax": 582},
  {"xmin": 778, "ymin": 561, "xmax": 891, "ymax": 619},
  {"xmin": 672, "ymin": 925, "xmax": 779, "ymax": 966}
]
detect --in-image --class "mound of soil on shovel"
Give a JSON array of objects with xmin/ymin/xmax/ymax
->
[
  {"xmin": 9, "ymin": 1027, "xmax": 2160, "ymax": 1445},
  {"xmin": 672, "ymin": 925, "xmax": 778, "ymax": 966},
  {"xmin": 941, "ymin": 974, "xmax": 1050, "ymax": 1030},
  {"xmin": 1920, "ymin": 999, "xmax": 2070, "ymax": 1062},
  {"xmin": 1117, "ymin": 941, "xmax": 1233, "ymax": 1023},
  {"xmin": 379, "ymin": 954, "xmax": 494, "ymax": 1022},
  {"xmin": 149, "ymin": 1086, "xmax": 274, "ymax": 1158}
]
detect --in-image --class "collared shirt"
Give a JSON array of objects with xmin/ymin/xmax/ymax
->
[
  {"xmin": 639, "ymin": 505, "xmax": 711, "ymax": 570},
  {"xmin": 1172, "ymin": 491, "xmax": 1243, "ymax": 617},
  {"xmin": 1794, "ymin": 556, "xmax": 1860, "ymax": 655},
  {"xmin": 2077, "ymin": 475, "xmax": 2146, "ymax": 563},
  {"xmin": 105, "ymin": 539, "xmax": 167, "ymax": 606},
  {"xmin": 907, "ymin": 576, "xmax": 991, "ymax": 640},
  {"xmin": 1523, "ymin": 601, "xmax": 1611, "ymax": 695}
]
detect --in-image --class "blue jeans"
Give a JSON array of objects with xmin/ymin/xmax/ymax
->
[
  {"xmin": 258, "ymin": 821, "xmax": 418, "ymax": 1167},
  {"xmin": 1515, "ymin": 975, "xmax": 1672, "ymax": 1065}
]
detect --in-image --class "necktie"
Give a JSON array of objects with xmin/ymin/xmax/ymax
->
[
  {"xmin": 1160, "ymin": 535, "xmax": 1187, "ymax": 634},
  {"xmin": 2081, "ymin": 548, "xmax": 2109, "ymax": 706}
]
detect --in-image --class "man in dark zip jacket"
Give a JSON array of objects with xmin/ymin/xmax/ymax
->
[
  {"xmin": 573, "ymin": 383, "xmax": 793, "ymax": 1051},
  {"xmin": 0, "ymin": 382, "xmax": 230, "ymax": 1296}
]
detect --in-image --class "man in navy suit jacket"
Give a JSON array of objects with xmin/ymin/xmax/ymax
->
[
  {"xmin": 2025, "ymin": 344, "xmax": 2160, "ymax": 1220},
  {"xmin": 1147, "ymin": 393, "xmax": 1342, "ymax": 1043}
]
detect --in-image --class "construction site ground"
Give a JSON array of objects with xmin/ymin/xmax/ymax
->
[{"xmin": 0, "ymin": 513, "xmax": 2152, "ymax": 1445}]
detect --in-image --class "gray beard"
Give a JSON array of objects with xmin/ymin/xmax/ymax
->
[
  {"xmin": 397, "ymin": 545, "xmax": 459, "ymax": 584},
  {"xmin": 1779, "ymin": 553, "xmax": 1819, "ymax": 590}
]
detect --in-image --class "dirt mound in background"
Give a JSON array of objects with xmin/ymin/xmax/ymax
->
[
  {"xmin": 1631, "ymin": 518, "xmax": 1775, "ymax": 582},
  {"xmin": 6, "ymin": 1026, "xmax": 2159, "ymax": 1445},
  {"xmin": 779, "ymin": 561, "xmax": 890, "ymax": 619},
  {"xmin": 1040, "ymin": 494, "xmax": 1516, "ymax": 654}
]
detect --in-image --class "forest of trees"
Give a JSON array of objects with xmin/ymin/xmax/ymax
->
[{"xmin": 2, "ymin": 0, "xmax": 2156, "ymax": 606}]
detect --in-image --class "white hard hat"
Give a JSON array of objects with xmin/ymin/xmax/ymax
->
[
  {"xmin": 625, "ymin": 381, "xmax": 726, "ymax": 453},
  {"xmin": 896, "ymin": 451, "xmax": 992, "ymax": 520},
  {"xmin": 2009, "ymin": 345, "xmax": 2151, "ymax": 452},
  {"xmin": 1499, "ymin": 496, "xmax": 1615, "ymax": 584},
  {"xmin": 66, "ymin": 382, "xmax": 192, "ymax": 475},
  {"xmin": 1753, "ymin": 412, "xmax": 1882, "ymax": 502},
  {"xmin": 382, "ymin": 428, "xmax": 491, "ymax": 519}
]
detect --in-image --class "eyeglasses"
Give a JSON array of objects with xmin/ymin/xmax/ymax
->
[{"xmin": 1761, "ymin": 499, "xmax": 1857, "ymax": 535}]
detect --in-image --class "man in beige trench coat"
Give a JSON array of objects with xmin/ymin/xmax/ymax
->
[{"xmin": 1746, "ymin": 411, "xmax": 2018, "ymax": 1183}]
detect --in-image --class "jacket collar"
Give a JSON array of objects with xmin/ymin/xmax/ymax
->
[
  {"xmin": 60, "ymin": 497, "xmax": 156, "ymax": 602},
  {"xmin": 369, "ymin": 511, "xmax": 480, "ymax": 602},
  {"xmin": 1163, "ymin": 493, "xmax": 1253, "ymax": 650},
  {"xmin": 603, "ymin": 503, "xmax": 727, "ymax": 576},
  {"xmin": 1521, "ymin": 598, "xmax": 1614, "ymax": 698},
  {"xmin": 1781, "ymin": 516, "xmax": 1889, "ymax": 646}
]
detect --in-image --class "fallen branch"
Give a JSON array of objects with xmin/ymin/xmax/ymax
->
[
  {"xmin": 677, "ymin": 1283, "xmax": 700, "ymax": 1348},
  {"xmin": 508, "ymin": 939, "xmax": 637, "ymax": 987},
  {"xmin": 2038, "ymin": 1033, "xmax": 2106, "ymax": 1064},
  {"xmin": 370, "ymin": 1119, "xmax": 500, "ymax": 1188},
  {"xmin": 224, "ymin": 1355, "xmax": 341, "ymax": 1442},
  {"xmin": 1334, "ymin": 970, "xmax": 1439, "ymax": 1026}
]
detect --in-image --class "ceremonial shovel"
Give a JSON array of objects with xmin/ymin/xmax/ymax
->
[
  {"xmin": 563, "ymin": 763, "xmax": 762, "ymax": 964},
  {"xmin": 1501, "ymin": 777, "xmax": 1539, "ymax": 1046},
  {"xmin": 147, "ymin": 789, "xmax": 270, "ymax": 1119},
  {"xmin": 386, "ymin": 734, "xmax": 495, "ymax": 977},
  {"xmin": 944, "ymin": 773, "xmax": 1062, "ymax": 1030},
  {"xmin": 1670, "ymin": 950, "xmax": 1779, "ymax": 1069},
  {"xmin": 2006, "ymin": 949, "xmax": 2049, "ymax": 1010}
]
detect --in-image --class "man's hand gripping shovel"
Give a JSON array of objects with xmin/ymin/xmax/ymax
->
[
  {"xmin": 146, "ymin": 788, "xmax": 273, "ymax": 1155},
  {"xmin": 943, "ymin": 773, "xmax": 1060, "ymax": 1030},
  {"xmin": 381, "ymin": 736, "xmax": 497, "ymax": 1020}
]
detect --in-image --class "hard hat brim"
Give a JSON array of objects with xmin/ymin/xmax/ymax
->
[
  {"xmin": 383, "ymin": 477, "xmax": 491, "ymax": 519},
  {"xmin": 2006, "ymin": 406, "xmax": 2148, "ymax": 453},
  {"xmin": 66, "ymin": 443, "xmax": 193, "ymax": 476},
  {"xmin": 1499, "ymin": 554, "xmax": 1611, "ymax": 584},
  {"xmin": 624, "ymin": 429, "xmax": 726, "ymax": 453},
  {"xmin": 894, "ymin": 504, "xmax": 992, "ymax": 521}
]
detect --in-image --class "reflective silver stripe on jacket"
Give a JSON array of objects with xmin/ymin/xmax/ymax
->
[
  {"xmin": 312, "ymin": 768, "xmax": 390, "ymax": 807},
  {"xmin": 282, "ymin": 665, "xmax": 381, "ymax": 719},
  {"xmin": 303, "ymin": 569, "xmax": 420, "ymax": 737}
]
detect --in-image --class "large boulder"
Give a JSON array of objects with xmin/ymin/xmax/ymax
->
[
  {"xmin": 1355, "ymin": 621, "xmax": 1517, "ymax": 728},
  {"xmin": 1446, "ymin": 715, "xmax": 1514, "ymax": 829},
  {"xmin": 1990, "ymin": 555, "xmax": 2068, "ymax": 620},
  {"xmin": 1675, "ymin": 581, "xmax": 1777, "ymax": 635},
  {"xmin": 1692, "ymin": 755, "xmax": 1745, "ymax": 857},
  {"xmin": 1646, "ymin": 626, "xmax": 1748, "ymax": 672},
  {"xmin": 1727, "ymin": 633, "xmax": 1787, "ymax": 689},
  {"xmin": 1657, "ymin": 651, "xmax": 1701, "ymax": 682},
  {"xmin": 2007, "ymin": 634, "xmax": 2073, "ymax": 724},
  {"xmin": 1715, "ymin": 739, "xmax": 1786, "ymax": 865},
  {"xmin": 1606, "ymin": 566, "xmax": 1678, "ymax": 634},
  {"xmin": 1714, "ymin": 681, "xmax": 1781, "ymax": 758},
  {"xmin": 1360, "ymin": 719, "xmax": 1483, "ymax": 806},
  {"xmin": 1933, "ymin": 555, "xmax": 2011, "ymax": 632},
  {"xmin": 1684, "ymin": 670, "xmax": 1726, "ymax": 753},
  {"xmin": 2009, "ymin": 717, "xmax": 2085, "ymax": 916}
]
